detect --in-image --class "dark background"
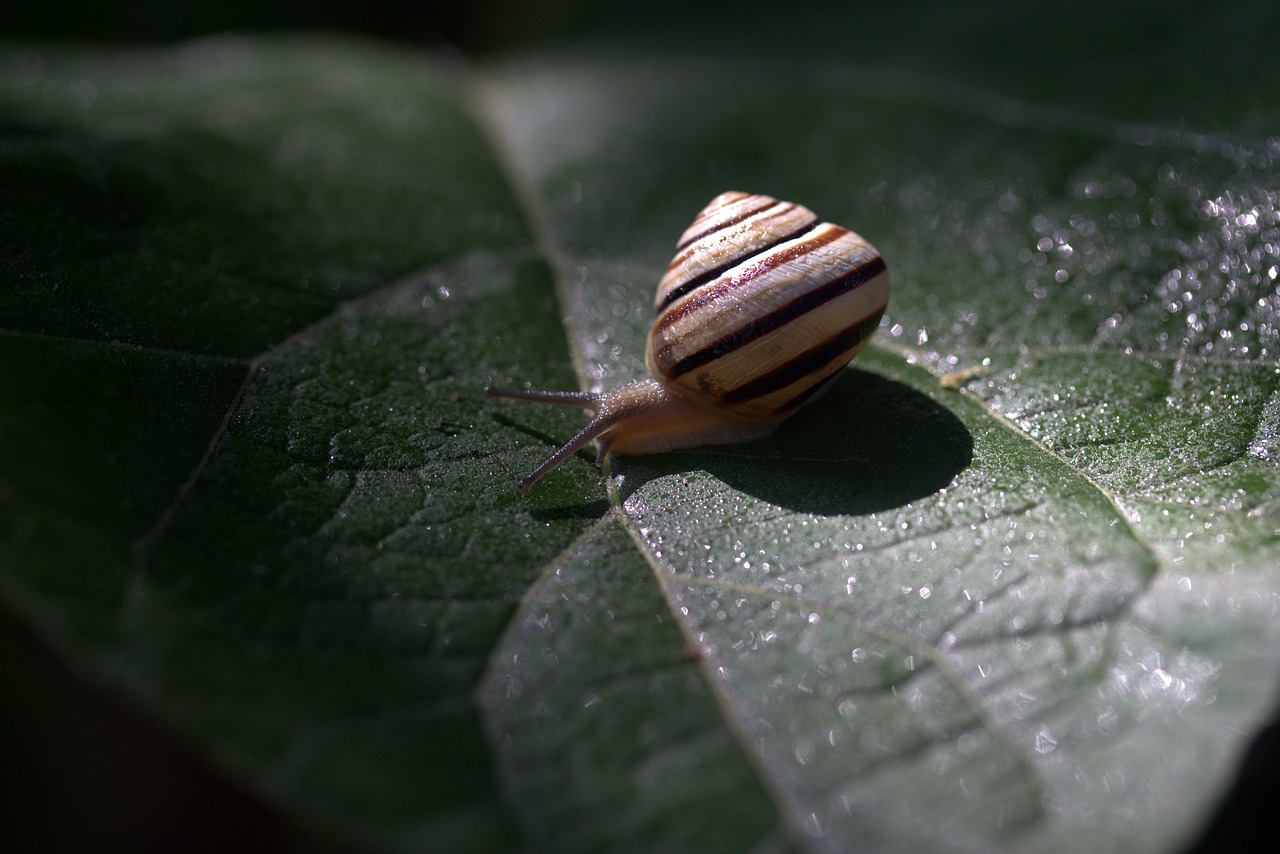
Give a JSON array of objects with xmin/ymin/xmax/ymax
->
[{"xmin": 0, "ymin": 0, "xmax": 571, "ymax": 50}]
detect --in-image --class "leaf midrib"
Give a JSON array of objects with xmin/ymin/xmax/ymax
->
[{"xmin": 460, "ymin": 53, "xmax": 1201, "ymax": 849}]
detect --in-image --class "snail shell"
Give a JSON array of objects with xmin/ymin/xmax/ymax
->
[{"xmin": 486, "ymin": 191, "xmax": 889, "ymax": 491}]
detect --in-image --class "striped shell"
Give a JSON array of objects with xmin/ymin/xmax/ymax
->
[
  {"xmin": 484, "ymin": 190, "xmax": 891, "ymax": 492},
  {"xmin": 646, "ymin": 191, "xmax": 890, "ymax": 422}
]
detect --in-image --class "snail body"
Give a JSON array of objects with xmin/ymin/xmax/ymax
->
[{"xmin": 486, "ymin": 191, "xmax": 889, "ymax": 492}]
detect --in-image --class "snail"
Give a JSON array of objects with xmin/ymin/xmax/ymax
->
[{"xmin": 486, "ymin": 191, "xmax": 890, "ymax": 492}]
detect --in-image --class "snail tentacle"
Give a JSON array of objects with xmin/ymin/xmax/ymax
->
[{"xmin": 483, "ymin": 387, "xmax": 600, "ymax": 410}]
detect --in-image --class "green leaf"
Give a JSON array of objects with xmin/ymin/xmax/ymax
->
[
  {"xmin": 1, "ymin": 40, "xmax": 599, "ymax": 851},
  {"xmin": 482, "ymin": 512, "xmax": 788, "ymax": 851},
  {"xmin": 3, "ymin": 30, "xmax": 1279, "ymax": 854}
]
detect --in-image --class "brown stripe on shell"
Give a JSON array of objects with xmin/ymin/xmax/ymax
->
[
  {"xmin": 654, "ymin": 224, "xmax": 853, "ymax": 333},
  {"xmin": 665, "ymin": 254, "xmax": 887, "ymax": 378},
  {"xmin": 656, "ymin": 194, "xmax": 820, "ymax": 312},
  {"xmin": 657, "ymin": 219, "xmax": 819, "ymax": 312},
  {"xmin": 721, "ymin": 306, "xmax": 885, "ymax": 405},
  {"xmin": 674, "ymin": 193, "xmax": 777, "ymax": 253},
  {"xmin": 667, "ymin": 201, "xmax": 799, "ymax": 272}
]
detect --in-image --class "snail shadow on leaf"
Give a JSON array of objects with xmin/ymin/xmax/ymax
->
[
  {"xmin": 615, "ymin": 369, "xmax": 973, "ymax": 516},
  {"xmin": 490, "ymin": 412, "xmax": 565, "ymax": 452}
]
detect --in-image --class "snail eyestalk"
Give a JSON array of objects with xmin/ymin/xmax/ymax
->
[{"xmin": 485, "ymin": 386, "xmax": 605, "ymax": 492}]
